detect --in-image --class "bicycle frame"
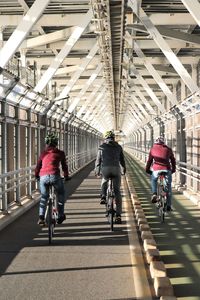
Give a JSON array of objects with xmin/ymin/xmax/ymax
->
[
  {"xmin": 156, "ymin": 171, "xmax": 169, "ymax": 223},
  {"xmin": 44, "ymin": 184, "xmax": 58, "ymax": 244},
  {"xmin": 106, "ymin": 177, "xmax": 116, "ymax": 231}
]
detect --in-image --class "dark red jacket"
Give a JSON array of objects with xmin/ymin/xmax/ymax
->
[
  {"xmin": 146, "ymin": 143, "xmax": 176, "ymax": 172},
  {"xmin": 35, "ymin": 146, "xmax": 68, "ymax": 177}
]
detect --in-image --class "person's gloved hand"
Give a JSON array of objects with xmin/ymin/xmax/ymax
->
[
  {"xmin": 35, "ymin": 176, "xmax": 40, "ymax": 181},
  {"xmin": 122, "ymin": 167, "xmax": 126, "ymax": 175},
  {"xmin": 64, "ymin": 176, "xmax": 71, "ymax": 181},
  {"xmin": 146, "ymin": 169, "xmax": 152, "ymax": 175}
]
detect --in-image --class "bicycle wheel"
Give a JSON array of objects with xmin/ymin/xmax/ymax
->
[
  {"xmin": 107, "ymin": 197, "xmax": 114, "ymax": 231},
  {"xmin": 160, "ymin": 197, "xmax": 165, "ymax": 223},
  {"xmin": 47, "ymin": 201, "xmax": 53, "ymax": 244}
]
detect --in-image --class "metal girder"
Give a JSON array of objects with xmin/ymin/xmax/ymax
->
[
  {"xmin": 130, "ymin": 65, "xmax": 165, "ymax": 113},
  {"xmin": 0, "ymin": 14, "xmax": 88, "ymax": 27},
  {"xmin": 148, "ymin": 13, "xmax": 196, "ymax": 26},
  {"xmin": 67, "ymin": 64, "xmax": 102, "ymax": 114},
  {"xmin": 0, "ymin": 0, "xmax": 51, "ymax": 68},
  {"xmin": 128, "ymin": 0, "xmax": 199, "ymax": 94},
  {"xmin": 133, "ymin": 41, "xmax": 178, "ymax": 106},
  {"xmin": 181, "ymin": 0, "xmax": 200, "ymax": 28},
  {"xmin": 34, "ymin": 8, "xmax": 93, "ymax": 93},
  {"xmin": 21, "ymin": 27, "xmax": 77, "ymax": 49},
  {"xmin": 129, "ymin": 89, "xmax": 149, "ymax": 118},
  {"xmin": 128, "ymin": 24, "xmax": 200, "ymax": 45},
  {"xmin": 58, "ymin": 42, "xmax": 99, "ymax": 102},
  {"xmin": 133, "ymin": 85, "xmax": 158, "ymax": 116},
  {"xmin": 76, "ymin": 79, "xmax": 104, "ymax": 118}
]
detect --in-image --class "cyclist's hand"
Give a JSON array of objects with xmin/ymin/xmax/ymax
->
[
  {"xmin": 95, "ymin": 173, "xmax": 101, "ymax": 178},
  {"xmin": 64, "ymin": 176, "xmax": 71, "ymax": 181},
  {"xmin": 122, "ymin": 167, "xmax": 126, "ymax": 175},
  {"xmin": 35, "ymin": 176, "xmax": 40, "ymax": 181},
  {"xmin": 146, "ymin": 170, "xmax": 152, "ymax": 175}
]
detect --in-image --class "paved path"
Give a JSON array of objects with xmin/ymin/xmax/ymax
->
[
  {"xmin": 125, "ymin": 152, "xmax": 200, "ymax": 299},
  {"xmin": 0, "ymin": 163, "xmax": 154, "ymax": 300}
]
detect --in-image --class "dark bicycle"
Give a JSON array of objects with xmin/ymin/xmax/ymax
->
[
  {"xmin": 155, "ymin": 171, "xmax": 169, "ymax": 223},
  {"xmin": 105, "ymin": 177, "xmax": 116, "ymax": 231},
  {"xmin": 44, "ymin": 184, "xmax": 58, "ymax": 244}
]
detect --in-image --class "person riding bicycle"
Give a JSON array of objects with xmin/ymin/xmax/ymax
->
[
  {"xmin": 95, "ymin": 130, "xmax": 126, "ymax": 224},
  {"xmin": 145, "ymin": 136, "xmax": 176, "ymax": 211},
  {"xmin": 35, "ymin": 132, "xmax": 70, "ymax": 225}
]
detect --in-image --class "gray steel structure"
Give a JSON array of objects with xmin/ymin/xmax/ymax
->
[{"xmin": 0, "ymin": 0, "xmax": 200, "ymax": 209}]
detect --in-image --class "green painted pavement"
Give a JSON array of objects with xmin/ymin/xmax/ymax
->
[{"xmin": 125, "ymin": 152, "xmax": 200, "ymax": 300}]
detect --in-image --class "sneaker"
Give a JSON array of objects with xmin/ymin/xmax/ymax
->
[
  {"xmin": 37, "ymin": 215, "xmax": 45, "ymax": 226},
  {"xmin": 115, "ymin": 215, "xmax": 122, "ymax": 224},
  {"xmin": 100, "ymin": 196, "xmax": 106, "ymax": 205},
  {"xmin": 151, "ymin": 193, "xmax": 157, "ymax": 203},
  {"xmin": 166, "ymin": 206, "xmax": 173, "ymax": 212},
  {"xmin": 57, "ymin": 214, "xmax": 66, "ymax": 224}
]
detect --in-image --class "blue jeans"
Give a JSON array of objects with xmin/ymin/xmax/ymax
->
[
  {"xmin": 151, "ymin": 170, "xmax": 172, "ymax": 206},
  {"xmin": 101, "ymin": 166, "xmax": 122, "ymax": 215},
  {"xmin": 39, "ymin": 175, "xmax": 66, "ymax": 217}
]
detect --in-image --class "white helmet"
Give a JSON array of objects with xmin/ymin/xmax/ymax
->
[{"xmin": 155, "ymin": 136, "xmax": 165, "ymax": 144}]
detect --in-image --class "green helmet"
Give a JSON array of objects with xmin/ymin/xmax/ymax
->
[
  {"xmin": 104, "ymin": 130, "xmax": 115, "ymax": 139},
  {"xmin": 45, "ymin": 133, "xmax": 58, "ymax": 146}
]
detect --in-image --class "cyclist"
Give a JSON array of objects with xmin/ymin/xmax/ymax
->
[
  {"xmin": 145, "ymin": 136, "xmax": 176, "ymax": 211},
  {"xmin": 95, "ymin": 130, "xmax": 126, "ymax": 224},
  {"xmin": 35, "ymin": 132, "xmax": 70, "ymax": 225}
]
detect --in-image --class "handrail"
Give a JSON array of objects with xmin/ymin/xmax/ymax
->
[
  {"xmin": 0, "ymin": 150, "xmax": 97, "ymax": 213},
  {"xmin": 125, "ymin": 146, "xmax": 200, "ymax": 184}
]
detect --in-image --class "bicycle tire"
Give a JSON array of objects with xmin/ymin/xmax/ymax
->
[
  {"xmin": 160, "ymin": 196, "xmax": 165, "ymax": 223},
  {"xmin": 48, "ymin": 200, "xmax": 53, "ymax": 244},
  {"xmin": 107, "ymin": 197, "xmax": 114, "ymax": 231}
]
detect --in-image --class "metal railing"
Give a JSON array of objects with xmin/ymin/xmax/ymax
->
[
  {"xmin": 125, "ymin": 146, "xmax": 200, "ymax": 191},
  {"xmin": 0, "ymin": 150, "xmax": 97, "ymax": 213}
]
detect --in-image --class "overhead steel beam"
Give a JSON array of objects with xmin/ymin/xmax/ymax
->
[
  {"xmin": 133, "ymin": 85, "xmax": 158, "ymax": 115},
  {"xmin": 133, "ymin": 41, "xmax": 178, "ymax": 106},
  {"xmin": 128, "ymin": 24, "xmax": 200, "ymax": 45},
  {"xmin": 76, "ymin": 79, "xmax": 104, "ymax": 118},
  {"xmin": 67, "ymin": 64, "xmax": 102, "ymax": 114},
  {"xmin": 0, "ymin": 14, "xmax": 90, "ymax": 27},
  {"xmin": 130, "ymin": 65, "xmax": 165, "ymax": 113},
  {"xmin": 58, "ymin": 42, "xmax": 99, "ymax": 103},
  {"xmin": 181, "ymin": 0, "xmax": 200, "ymax": 28},
  {"xmin": 128, "ymin": 0, "xmax": 199, "ymax": 94},
  {"xmin": 34, "ymin": 8, "xmax": 93, "ymax": 93},
  {"xmin": 0, "ymin": 13, "xmax": 196, "ymax": 27},
  {"xmin": 0, "ymin": 0, "xmax": 50, "ymax": 68}
]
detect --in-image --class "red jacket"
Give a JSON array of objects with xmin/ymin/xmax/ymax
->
[
  {"xmin": 35, "ymin": 146, "xmax": 68, "ymax": 177},
  {"xmin": 146, "ymin": 143, "xmax": 176, "ymax": 172}
]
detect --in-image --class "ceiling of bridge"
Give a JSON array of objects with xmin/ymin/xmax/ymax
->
[{"xmin": 0, "ymin": 0, "xmax": 200, "ymax": 136}]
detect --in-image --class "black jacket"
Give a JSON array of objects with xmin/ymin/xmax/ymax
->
[{"xmin": 95, "ymin": 139, "xmax": 126, "ymax": 175}]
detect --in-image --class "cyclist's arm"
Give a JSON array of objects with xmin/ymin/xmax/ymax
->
[
  {"xmin": 95, "ymin": 149, "xmax": 102, "ymax": 175},
  {"xmin": 61, "ymin": 152, "xmax": 69, "ymax": 177},
  {"xmin": 35, "ymin": 154, "xmax": 43, "ymax": 177},
  {"xmin": 145, "ymin": 151, "xmax": 153, "ymax": 173},
  {"xmin": 170, "ymin": 149, "xmax": 176, "ymax": 173},
  {"xmin": 119, "ymin": 148, "xmax": 126, "ymax": 174}
]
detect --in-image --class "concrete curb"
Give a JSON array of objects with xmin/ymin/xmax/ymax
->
[{"xmin": 125, "ymin": 171, "xmax": 176, "ymax": 299}]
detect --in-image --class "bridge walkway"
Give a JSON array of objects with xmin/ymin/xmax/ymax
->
[{"xmin": 0, "ymin": 162, "xmax": 155, "ymax": 300}]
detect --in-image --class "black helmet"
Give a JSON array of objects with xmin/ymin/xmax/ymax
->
[{"xmin": 45, "ymin": 133, "xmax": 58, "ymax": 146}]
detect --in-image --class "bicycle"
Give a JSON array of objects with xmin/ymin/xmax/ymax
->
[
  {"xmin": 105, "ymin": 177, "xmax": 116, "ymax": 231},
  {"xmin": 44, "ymin": 184, "xmax": 58, "ymax": 244},
  {"xmin": 155, "ymin": 171, "xmax": 169, "ymax": 223}
]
